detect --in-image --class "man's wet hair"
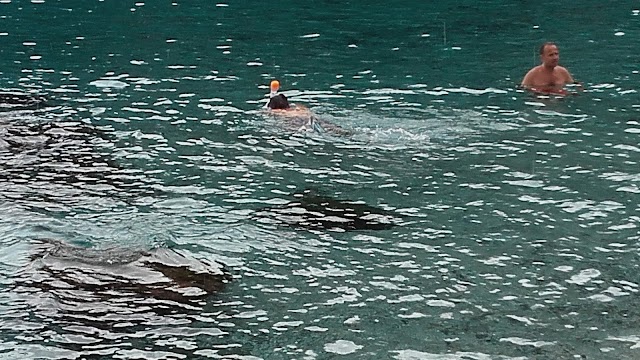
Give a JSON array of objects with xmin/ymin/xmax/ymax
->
[
  {"xmin": 267, "ymin": 94, "xmax": 290, "ymax": 110},
  {"xmin": 539, "ymin": 42, "xmax": 557, "ymax": 55}
]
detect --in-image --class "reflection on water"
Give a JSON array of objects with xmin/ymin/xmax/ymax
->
[{"xmin": 2, "ymin": 0, "xmax": 640, "ymax": 359}]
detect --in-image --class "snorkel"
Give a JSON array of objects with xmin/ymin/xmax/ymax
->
[
  {"xmin": 270, "ymin": 80, "xmax": 280, "ymax": 98},
  {"xmin": 264, "ymin": 79, "xmax": 281, "ymax": 108}
]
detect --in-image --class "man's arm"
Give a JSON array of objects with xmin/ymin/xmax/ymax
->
[
  {"xmin": 560, "ymin": 66, "xmax": 575, "ymax": 83},
  {"xmin": 560, "ymin": 67, "xmax": 583, "ymax": 91}
]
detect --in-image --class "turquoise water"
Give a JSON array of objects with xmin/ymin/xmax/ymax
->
[{"xmin": 1, "ymin": 1, "xmax": 640, "ymax": 359}]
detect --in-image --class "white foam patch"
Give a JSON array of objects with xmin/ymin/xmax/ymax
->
[
  {"xmin": 398, "ymin": 312, "xmax": 427, "ymax": 319},
  {"xmin": 607, "ymin": 335, "xmax": 640, "ymax": 349},
  {"xmin": 504, "ymin": 180, "xmax": 546, "ymax": 188},
  {"xmin": 304, "ymin": 326, "xmax": 328, "ymax": 332},
  {"xmin": 554, "ymin": 265, "xmax": 573, "ymax": 272},
  {"xmin": 426, "ymin": 299, "xmax": 455, "ymax": 307},
  {"xmin": 588, "ymin": 294, "xmax": 614, "ymax": 302},
  {"xmin": 396, "ymin": 242, "xmax": 439, "ymax": 252},
  {"xmin": 324, "ymin": 340, "xmax": 362, "ymax": 355},
  {"xmin": 89, "ymin": 80, "xmax": 129, "ymax": 89},
  {"xmin": 444, "ymin": 87, "xmax": 508, "ymax": 95},
  {"xmin": 499, "ymin": 337, "xmax": 556, "ymax": 347},
  {"xmin": 387, "ymin": 294, "xmax": 424, "ymax": 303},
  {"xmin": 392, "ymin": 350, "xmax": 527, "ymax": 359},
  {"xmin": 272, "ymin": 321, "xmax": 303, "ymax": 329},
  {"xmin": 343, "ymin": 315, "xmax": 360, "ymax": 325},
  {"xmin": 566, "ymin": 269, "xmax": 601, "ymax": 285},
  {"xmin": 197, "ymin": 104, "xmax": 243, "ymax": 113},
  {"xmin": 506, "ymin": 315, "xmax": 535, "ymax": 325}
]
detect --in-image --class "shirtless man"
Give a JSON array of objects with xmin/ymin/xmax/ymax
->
[{"xmin": 521, "ymin": 42, "xmax": 580, "ymax": 95}]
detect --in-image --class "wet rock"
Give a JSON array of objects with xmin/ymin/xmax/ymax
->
[{"xmin": 0, "ymin": 92, "xmax": 48, "ymax": 110}]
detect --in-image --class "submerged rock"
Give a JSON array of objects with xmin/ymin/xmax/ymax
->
[
  {"xmin": 0, "ymin": 118, "xmax": 165, "ymax": 203},
  {"xmin": 255, "ymin": 189, "xmax": 402, "ymax": 231},
  {"xmin": 0, "ymin": 92, "xmax": 48, "ymax": 110},
  {"xmin": 15, "ymin": 239, "xmax": 231, "ymax": 305}
]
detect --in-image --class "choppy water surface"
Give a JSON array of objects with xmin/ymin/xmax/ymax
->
[{"xmin": 1, "ymin": 1, "xmax": 640, "ymax": 359}]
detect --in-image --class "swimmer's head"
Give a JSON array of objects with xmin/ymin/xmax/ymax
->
[
  {"xmin": 267, "ymin": 94, "xmax": 290, "ymax": 109},
  {"xmin": 270, "ymin": 80, "xmax": 280, "ymax": 95},
  {"xmin": 539, "ymin": 42, "xmax": 557, "ymax": 55}
]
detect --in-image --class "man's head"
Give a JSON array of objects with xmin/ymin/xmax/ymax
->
[
  {"xmin": 539, "ymin": 42, "xmax": 560, "ymax": 68},
  {"xmin": 267, "ymin": 94, "xmax": 290, "ymax": 110}
]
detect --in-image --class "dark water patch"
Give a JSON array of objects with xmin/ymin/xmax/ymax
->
[
  {"xmin": 0, "ymin": 115, "xmax": 167, "ymax": 211},
  {"xmin": 254, "ymin": 189, "xmax": 403, "ymax": 232}
]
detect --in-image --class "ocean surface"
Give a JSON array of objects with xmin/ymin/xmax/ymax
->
[{"xmin": 1, "ymin": 1, "xmax": 640, "ymax": 359}]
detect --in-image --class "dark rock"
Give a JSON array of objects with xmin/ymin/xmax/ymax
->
[
  {"xmin": 15, "ymin": 239, "xmax": 231, "ymax": 305},
  {"xmin": 0, "ymin": 92, "xmax": 48, "ymax": 110}
]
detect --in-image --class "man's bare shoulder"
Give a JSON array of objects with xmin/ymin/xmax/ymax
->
[
  {"xmin": 523, "ymin": 65, "xmax": 538, "ymax": 76},
  {"xmin": 522, "ymin": 65, "xmax": 543, "ymax": 85},
  {"xmin": 555, "ymin": 66, "xmax": 575, "ymax": 82}
]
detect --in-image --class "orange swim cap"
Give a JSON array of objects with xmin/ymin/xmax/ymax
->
[{"xmin": 270, "ymin": 80, "xmax": 280, "ymax": 92}]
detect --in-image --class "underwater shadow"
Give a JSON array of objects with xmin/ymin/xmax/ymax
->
[{"xmin": 253, "ymin": 189, "xmax": 403, "ymax": 232}]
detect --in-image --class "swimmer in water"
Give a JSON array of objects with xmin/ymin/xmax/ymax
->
[
  {"xmin": 264, "ymin": 80, "xmax": 348, "ymax": 135},
  {"xmin": 266, "ymin": 80, "xmax": 310, "ymax": 115},
  {"xmin": 521, "ymin": 42, "xmax": 582, "ymax": 96}
]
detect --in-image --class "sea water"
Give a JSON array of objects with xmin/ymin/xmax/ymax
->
[{"xmin": 1, "ymin": 1, "xmax": 640, "ymax": 359}]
